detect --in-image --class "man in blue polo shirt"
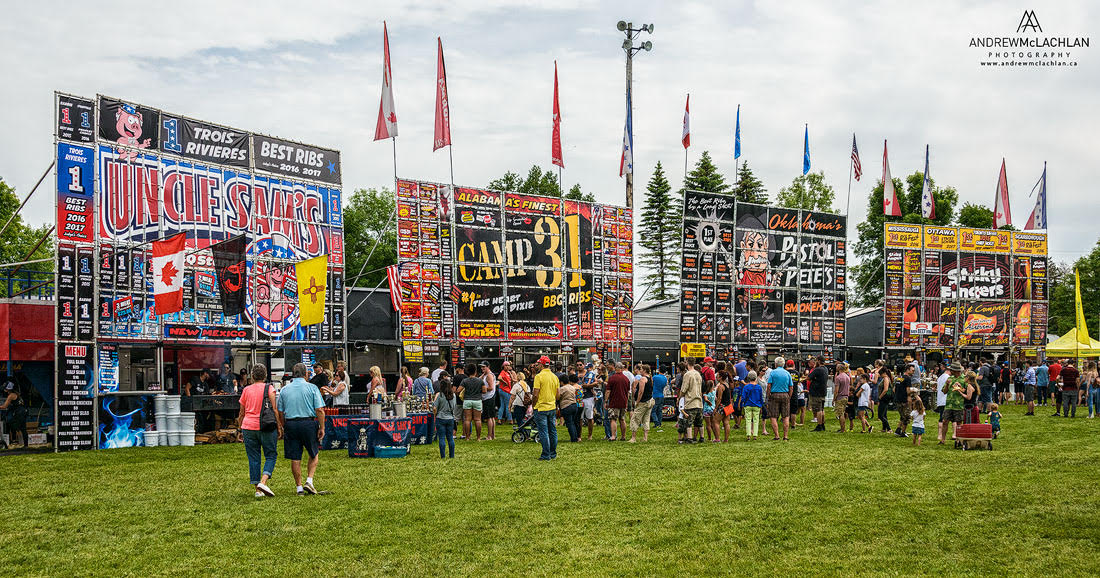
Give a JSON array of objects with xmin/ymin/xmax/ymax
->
[
  {"xmin": 277, "ymin": 363, "xmax": 326, "ymax": 496},
  {"xmin": 766, "ymin": 356, "xmax": 793, "ymax": 441}
]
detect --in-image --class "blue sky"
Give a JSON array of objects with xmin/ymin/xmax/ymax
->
[{"xmin": 1, "ymin": 1, "xmax": 1096, "ymax": 266}]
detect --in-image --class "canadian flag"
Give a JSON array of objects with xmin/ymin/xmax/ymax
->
[
  {"xmin": 993, "ymin": 159, "xmax": 1012, "ymax": 229},
  {"xmin": 882, "ymin": 140, "xmax": 901, "ymax": 216},
  {"xmin": 152, "ymin": 232, "xmax": 186, "ymax": 316},
  {"xmin": 373, "ymin": 21, "xmax": 398, "ymax": 141},
  {"xmin": 682, "ymin": 94, "xmax": 690, "ymax": 149}
]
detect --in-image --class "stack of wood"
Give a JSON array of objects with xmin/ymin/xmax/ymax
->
[{"xmin": 195, "ymin": 428, "xmax": 241, "ymax": 444}]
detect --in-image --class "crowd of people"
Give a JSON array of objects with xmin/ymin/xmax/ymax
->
[{"xmin": 232, "ymin": 352, "xmax": 1099, "ymax": 494}]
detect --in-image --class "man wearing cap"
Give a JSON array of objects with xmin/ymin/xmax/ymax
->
[
  {"xmin": 940, "ymin": 361, "xmax": 968, "ymax": 443},
  {"xmin": 701, "ymin": 357, "xmax": 717, "ymax": 392},
  {"xmin": 766, "ymin": 356, "xmax": 793, "ymax": 441},
  {"xmin": 276, "ymin": 363, "xmax": 326, "ymax": 495},
  {"xmin": 531, "ymin": 356, "xmax": 560, "ymax": 460},
  {"xmin": 497, "ymin": 360, "xmax": 513, "ymax": 424}
]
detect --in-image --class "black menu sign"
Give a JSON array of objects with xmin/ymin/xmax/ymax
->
[{"xmin": 56, "ymin": 343, "xmax": 96, "ymax": 451}]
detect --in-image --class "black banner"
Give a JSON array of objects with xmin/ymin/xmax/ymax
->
[
  {"xmin": 252, "ymin": 134, "xmax": 341, "ymax": 185},
  {"xmin": 57, "ymin": 244, "xmax": 77, "ymax": 341},
  {"xmin": 98, "ymin": 97, "xmax": 160, "ymax": 153},
  {"xmin": 57, "ymin": 95, "xmax": 95, "ymax": 143},
  {"xmin": 160, "ymin": 116, "xmax": 249, "ymax": 167},
  {"xmin": 212, "ymin": 234, "xmax": 248, "ymax": 317},
  {"xmin": 56, "ymin": 343, "xmax": 96, "ymax": 452}
]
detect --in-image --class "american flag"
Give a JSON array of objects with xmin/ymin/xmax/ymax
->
[
  {"xmin": 851, "ymin": 133, "xmax": 862, "ymax": 181},
  {"xmin": 386, "ymin": 263, "xmax": 403, "ymax": 312}
]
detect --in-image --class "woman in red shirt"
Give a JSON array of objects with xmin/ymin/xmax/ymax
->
[{"xmin": 236, "ymin": 364, "xmax": 282, "ymax": 498}]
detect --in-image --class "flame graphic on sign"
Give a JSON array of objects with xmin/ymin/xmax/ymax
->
[{"xmin": 99, "ymin": 397, "xmax": 146, "ymax": 449}]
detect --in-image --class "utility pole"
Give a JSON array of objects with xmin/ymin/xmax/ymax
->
[{"xmin": 617, "ymin": 20, "xmax": 653, "ymax": 210}]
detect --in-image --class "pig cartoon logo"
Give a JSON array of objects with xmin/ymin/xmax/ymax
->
[{"xmin": 115, "ymin": 103, "xmax": 150, "ymax": 161}]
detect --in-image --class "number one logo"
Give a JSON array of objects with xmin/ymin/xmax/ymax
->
[
  {"xmin": 162, "ymin": 118, "xmax": 182, "ymax": 153},
  {"xmin": 61, "ymin": 107, "xmax": 71, "ymax": 125}
]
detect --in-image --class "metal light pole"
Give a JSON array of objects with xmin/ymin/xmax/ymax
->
[{"xmin": 617, "ymin": 20, "xmax": 653, "ymax": 210}]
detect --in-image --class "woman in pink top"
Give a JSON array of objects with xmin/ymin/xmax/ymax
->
[{"xmin": 236, "ymin": 364, "xmax": 282, "ymax": 498}]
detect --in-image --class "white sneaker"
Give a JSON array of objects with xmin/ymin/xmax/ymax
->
[
  {"xmin": 254, "ymin": 491, "xmax": 264, "ymax": 498},
  {"xmin": 256, "ymin": 482, "xmax": 275, "ymax": 497},
  {"xmin": 303, "ymin": 481, "xmax": 318, "ymax": 495}
]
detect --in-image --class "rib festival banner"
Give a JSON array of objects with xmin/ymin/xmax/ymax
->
[
  {"xmin": 54, "ymin": 92, "xmax": 346, "ymax": 345},
  {"xmin": 883, "ymin": 224, "xmax": 1047, "ymax": 349},
  {"xmin": 678, "ymin": 191, "xmax": 848, "ymax": 355},
  {"xmin": 393, "ymin": 179, "xmax": 633, "ymax": 346}
]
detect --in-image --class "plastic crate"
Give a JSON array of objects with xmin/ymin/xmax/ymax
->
[{"xmin": 373, "ymin": 445, "xmax": 409, "ymax": 458}]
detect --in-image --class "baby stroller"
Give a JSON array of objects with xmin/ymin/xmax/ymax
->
[{"xmin": 512, "ymin": 410, "xmax": 539, "ymax": 443}]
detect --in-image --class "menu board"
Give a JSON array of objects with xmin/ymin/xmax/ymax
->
[{"xmin": 56, "ymin": 343, "xmax": 96, "ymax": 451}]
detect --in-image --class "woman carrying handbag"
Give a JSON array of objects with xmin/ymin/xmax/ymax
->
[{"xmin": 237, "ymin": 364, "xmax": 283, "ymax": 498}]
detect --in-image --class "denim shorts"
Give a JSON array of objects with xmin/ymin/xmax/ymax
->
[
  {"xmin": 912, "ymin": 426, "xmax": 925, "ymax": 435},
  {"xmin": 857, "ymin": 405, "xmax": 869, "ymax": 413}
]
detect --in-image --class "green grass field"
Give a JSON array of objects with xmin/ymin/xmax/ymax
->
[{"xmin": 2, "ymin": 402, "xmax": 1099, "ymax": 577}]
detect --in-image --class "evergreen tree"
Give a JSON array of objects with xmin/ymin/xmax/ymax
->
[
  {"xmin": 850, "ymin": 171, "xmax": 959, "ymax": 306},
  {"xmin": 638, "ymin": 162, "xmax": 680, "ymax": 301},
  {"xmin": 776, "ymin": 171, "xmax": 837, "ymax": 212},
  {"xmin": 730, "ymin": 160, "xmax": 768, "ymax": 204},
  {"xmin": 564, "ymin": 183, "xmax": 596, "ymax": 202},
  {"xmin": 683, "ymin": 151, "xmax": 729, "ymax": 193},
  {"xmin": 488, "ymin": 165, "xmax": 562, "ymax": 197}
]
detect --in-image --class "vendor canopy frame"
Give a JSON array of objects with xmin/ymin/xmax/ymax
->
[
  {"xmin": 882, "ymin": 223, "xmax": 1048, "ymax": 350},
  {"xmin": 393, "ymin": 179, "xmax": 634, "ymax": 345}
]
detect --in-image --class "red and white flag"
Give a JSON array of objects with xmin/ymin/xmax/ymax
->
[
  {"xmin": 386, "ymin": 263, "xmax": 403, "ymax": 312},
  {"xmin": 373, "ymin": 21, "xmax": 398, "ymax": 141},
  {"xmin": 152, "ymin": 232, "xmax": 186, "ymax": 316},
  {"xmin": 433, "ymin": 37, "xmax": 451, "ymax": 152},
  {"xmin": 993, "ymin": 159, "xmax": 1012, "ymax": 229},
  {"xmin": 551, "ymin": 61, "xmax": 563, "ymax": 168},
  {"xmin": 882, "ymin": 140, "xmax": 901, "ymax": 216},
  {"xmin": 850, "ymin": 133, "xmax": 862, "ymax": 181},
  {"xmin": 681, "ymin": 94, "xmax": 690, "ymax": 149}
]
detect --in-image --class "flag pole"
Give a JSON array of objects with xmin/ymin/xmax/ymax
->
[
  {"xmin": 845, "ymin": 144, "xmax": 853, "ymax": 217},
  {"xmin": 392, "ymin": 137, "xmax": 398, "ymax": 184},
  {"xmin": 558, "ymin": 165, "xmax": 563, "ymax": 198}
]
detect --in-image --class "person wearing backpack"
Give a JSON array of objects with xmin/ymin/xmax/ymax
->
[
  {"xmin": 432, "ymin": 377, "xmax": 459, "ymax": 459},
  {"xmin": 236, "ymin": 364, "xmax": 282, "ymax": 498}
]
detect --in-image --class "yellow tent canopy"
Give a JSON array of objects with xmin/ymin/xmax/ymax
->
[{"xmin": 1045, "ymin": 327, "xmax": 1100, "ymax": 358}]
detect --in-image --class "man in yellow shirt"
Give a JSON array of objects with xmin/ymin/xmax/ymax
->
[{"xmin": 531, "ymin": 355, "xmax": 560, "ymax": 460}]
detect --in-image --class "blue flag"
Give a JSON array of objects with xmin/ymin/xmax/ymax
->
[
  {"xmin": 734, "ymin": 105, "xmax": 741, "ymax": 160},
  {"xmin": 802, "ymin": 124, "xmax": 810, "ymax": 175}
]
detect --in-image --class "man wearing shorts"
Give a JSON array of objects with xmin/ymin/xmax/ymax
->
[
  {"xmin": 679, "ymin": 359, "xmax": 704, "ymax": 443},
  {"xmin": 935, "ymin": 365, "xmax": 950, "ymax": 442},
  {"xmin": 277, "ymin": 363, "xmax": 326, "ymax": 496},
  {"xmin": 605, "ymin": 362, "xmax": 631, "ymax": 441},
  {"xmin": 479, "ymin": 362, "xmax": 497, "ymax": 440},
  {"xmin": 941, "ymin": 362, "xmax": 967, "ymax": 444},
  {"xmin": 1024, "ymin": 360, "xmax": 1037, "ymax": 415},
  {"xmin": 766, "ymin": 356, "xmax": 793, "ymax": 441}
]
